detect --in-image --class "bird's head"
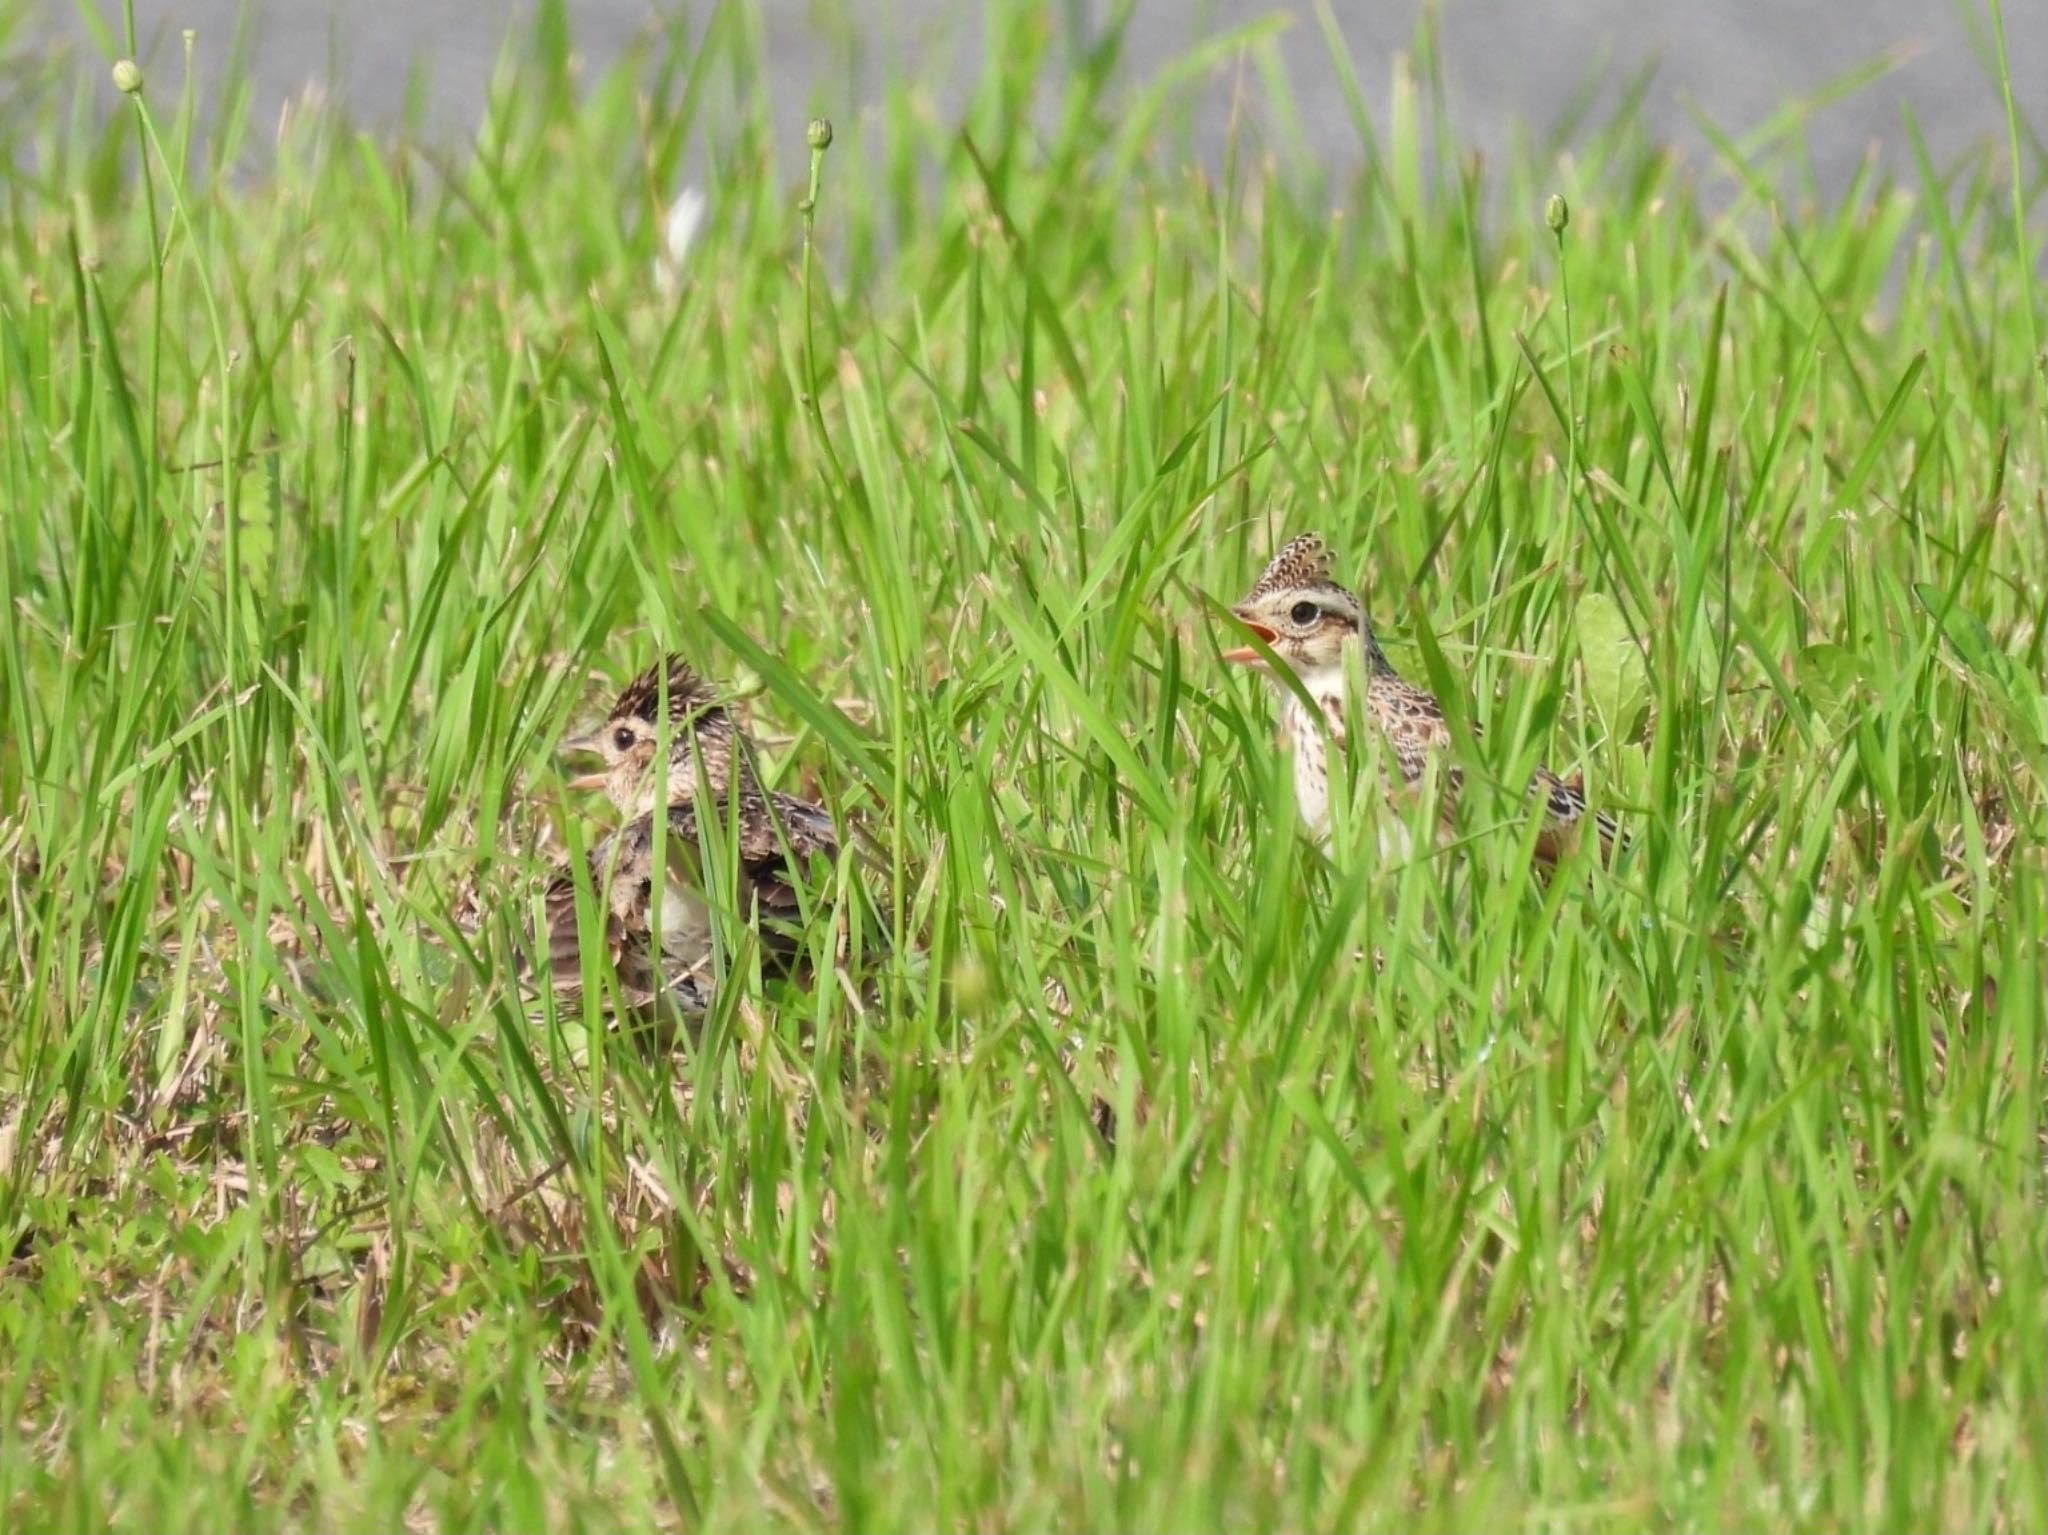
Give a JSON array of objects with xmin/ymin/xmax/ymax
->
[
  {"xmin": 561, "ymin": 654, "xmax": 739, "ymax": 815},
  {"xmin": 1220, "ymin": 533, "xmax": 1367, "ymax": 688}
]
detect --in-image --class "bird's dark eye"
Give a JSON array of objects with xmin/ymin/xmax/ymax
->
[
  {"xmin": 611, "ymin": 727, "xmax": 636, "ymax": 752},
  {"xmin": 1289, "ymin": 600, "xmax": 1320, "ymax": 626}
]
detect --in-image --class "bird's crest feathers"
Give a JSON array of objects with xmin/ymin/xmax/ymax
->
[
  {"xmin": 1246, "ymin": 532, "xmax": 1337, "ymax": 599},
  {"xmin": 609, "ymin": 653, "xmax": 723, "ymax": 729}
]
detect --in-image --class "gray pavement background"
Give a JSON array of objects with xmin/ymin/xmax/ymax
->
[{"xmin": 20, "ymin": 1, "xmax": 2047, "ymax": 193}]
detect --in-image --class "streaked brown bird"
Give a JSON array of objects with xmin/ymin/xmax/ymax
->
[
  {"xmin": 1222, "ymin": 532, "xmax": 1620, "ymax": 868},
  {"xmin": 531, "ymin": 654, "xmax": 842, "ymax": 1013}
]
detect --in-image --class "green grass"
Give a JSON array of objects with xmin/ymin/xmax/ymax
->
[{"xmin": 3, "ymin": 1, "xmax": 2044, "ymax": 1528}]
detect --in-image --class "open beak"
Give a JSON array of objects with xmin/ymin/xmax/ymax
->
[
  {"xmin": 1220, "ymin": 616, "xmax": 1276, "ymax": 665},
  {"xmin": 558, "ymin": 734, "xmax": 609, "ymax": 792}
]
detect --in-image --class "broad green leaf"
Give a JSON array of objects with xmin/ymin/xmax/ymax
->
[
  {"xmin": 1578, "ymin": 591, "xmax": 1648, "ymax": 740},
  {"xmin": 1796, "ymin": 643, "xmax": 1866, "ymax": 722}
]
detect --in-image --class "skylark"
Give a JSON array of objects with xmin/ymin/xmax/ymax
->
[
  {"xmin": 530, "ymin": 654, "xmax": 842, "ymax": 1012},
  {"xmin": 1222, "ymin": 533, "xmax": 1620, "ymax": 867}
]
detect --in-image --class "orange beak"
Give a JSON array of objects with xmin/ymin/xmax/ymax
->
[
  {"xmin": 559, "ymin": 733, "xmax": 609, "ymax": 792},
  {"xmin": 1220, "ymin": 618, "xmax": 1276, "ymax": 665}
]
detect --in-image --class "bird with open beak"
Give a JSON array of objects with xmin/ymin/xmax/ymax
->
[
  {"xmin": 533, "ymin": 654, "xmax": 842, "ymax": 1013},
  {"xmin": 1221, "ymin": 533, "xmax": 1619, "ymax": 865}
]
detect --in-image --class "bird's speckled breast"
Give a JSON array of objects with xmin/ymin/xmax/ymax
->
[{"xmin": 1283, "ymin": 687, "xmax": 1347, "ymax": 840}]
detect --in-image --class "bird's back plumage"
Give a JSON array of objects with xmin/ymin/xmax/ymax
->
[{"xmin": 535, "ymin": 789, "xmax": 841, "ymax": 1011}]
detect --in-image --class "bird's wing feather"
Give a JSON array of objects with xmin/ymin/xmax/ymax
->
[
  {"xmin": 1367, "ymin": 674, "xmax": 1456, "ymax": 787},
  {"xmin": 534, "ymin": 824, "xmax": 710, "ymax": 1007},
  {"xmin": 666, "ymin": 792, "xmax": 839, "ymax": 951},
  {"xmin": 1529, "ymin": 767, "xmax": 1624, "ymax": 866},
  {"xmin": 538, "ymin": 887, "xmax": 654, "ymax": 1002},
  {"xmin": 530, "ymin": 786, "xmax": 848, "ymax": 1000}
]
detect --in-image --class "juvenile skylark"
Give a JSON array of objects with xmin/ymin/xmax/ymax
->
[
  {"xmin": 531, "ymin": 654, "xmax": 842, "ymax": 1011},
  {"xmin": 1222, "ymin": 532, "xmax": 1620, "ymax": 867}
]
